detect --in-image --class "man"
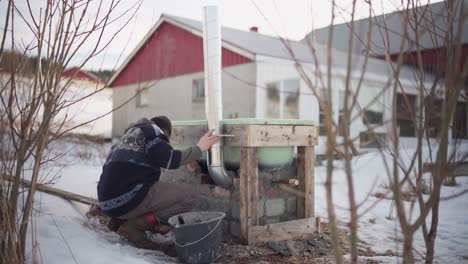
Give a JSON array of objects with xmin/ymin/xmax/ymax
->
[{"xmin": 97, "ymin": 116, "xmax": 219, "ymax": 249}]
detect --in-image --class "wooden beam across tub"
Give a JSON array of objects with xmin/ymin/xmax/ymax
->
[{"xmin": 171, "ymin": 124, "xmax": 318, "ymax": 147}]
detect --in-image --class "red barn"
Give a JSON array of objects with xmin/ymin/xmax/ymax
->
[{"xmin": 62, "ymin": 67, "xmax": 100, "ymax": 83}]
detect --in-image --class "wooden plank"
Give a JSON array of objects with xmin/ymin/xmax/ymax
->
[
  {"xmin": 222, "ymin": 124, "xmax": 249, "ymax": 146},
  {"xmin": 5, "ymin": 175, "xmax": 98, "ymax": 206},
  {"xmin": 301, "ymin": 146, "xmax": 315, "ymax": 218},
  {"xmin": 172, "ymin": 124, "xmax": 319, "ymax": 147},
  {"xmin": 248, "ymin": 217, "xmax": 318, "ymax": 244},
  {"xmin": 248, "ymin": 148, "xmax": 259, "ymax": 228},
  {"xmin": 239, "ymin": 147, "xmax": 257, "ymax": 243},
  {"xmin": 296, "ymin": 147, "xmax": 306, "ymax": 219},
  {"xmin": 171, "ymin": 125, "xmax": 207, "ymax": 145},
  {"xmin": 224, "ymin": 125, "xmax": 318, "ymax": 147}
]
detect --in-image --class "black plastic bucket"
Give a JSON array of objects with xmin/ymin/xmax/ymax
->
[{"xmin": 168, "ymin": 211, "xmax": 226, "ymax": 264}]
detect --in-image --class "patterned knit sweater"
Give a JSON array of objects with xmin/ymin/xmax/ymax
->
[{"xmin": 97, "ymin": 119, "xmax": 200, "ymax": 217}]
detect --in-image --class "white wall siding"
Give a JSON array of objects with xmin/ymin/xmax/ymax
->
[
  {"xmin": 112, "ymin": 63, "xmax": 256, "ymax": 137},
  {"xmin": 255, "ymin": 61, "xmax": 318, "ymax": 121}
]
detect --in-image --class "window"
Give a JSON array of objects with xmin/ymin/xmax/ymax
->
[
  {"xmin": 319, "ymin": 89, "xmax": 347, "ymax": 136},
  {"xmin": 425, "ymin": 96, "xmax": 443, "ymax": 137},
  {"xmin": 283, "ymin": 79, "xmax": 300, "ymax": 118},
  {"xmin": 453, "ymin": 102, "xmax": 467, "ymax": 139},
  {"xmin": 319, "ymin": 89, "xmax": 330, "ymax": 135},
  {"xmin": 265, "ymin": 79, "xmax": 300, "ymax": 119},
  {"xmin": 136, "ymin": 88, "xmax": 149, "ymax": 107},
  {"xmin": 360, "ymin": 132, "xmax": 386, "ymax": 148},
  {"xmin": 266, "ymin": 82, "xmax": 280, "ymax": 118},
  {"xmin": 396, "ymin": 93, "xmax": 416, "ymax": 137},
  {"xmin": 359, "ymin": 86, "xmax": 385, "ymax": 125},
  {"xmin": 192, "ymin": 79, "xmax": 205, "ymax": 101},
  {"xmin": 337, "ymin": 91, "xmax": 347, "ymax": 136}
]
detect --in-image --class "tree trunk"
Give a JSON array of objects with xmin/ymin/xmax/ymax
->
[{"xmin": 402, "ymin": 237, "xmax": 415, "ymax": 264}]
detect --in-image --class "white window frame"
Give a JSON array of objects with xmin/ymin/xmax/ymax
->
[
  {"xmin": 192, "ymin": 78, "xmax": 205, "ymax": 102},
  {"xmin": 136, "ymin": 88, "xmax": 149, "ymax": 108},
  {"xmin": 265, "ymin": 79, "xmax": 300, "ymax": 119}
]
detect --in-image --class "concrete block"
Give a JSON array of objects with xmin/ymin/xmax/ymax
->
[
  {"xmin": 265, "ymin": 198, "xmax": 286, "ymax": 217},
  {"xmin": 231, "ymin": 202, "xmax": 240, "ymax": 220},
  {"xmin": 268, "ymin": 188, "xmax": 280, "ymax": 198},
  {"xmin": 230, "ymin": 221, "xmax": 240, "ymax": 237},
  {"xmin": 213, "ymin": 186, "xmax": 231, "ymax": 198},
  {"xmin": 258, "ymin": 199, "xmax": 265, "ymax": 218},
  {"xmin": 214, "ymin": 199, "xmax": 231, "ymax": 214},
  {"xmin": 199, "ymin": 184, "xmax": 212, "ymax": 195},
  {"xmin": 264, "ymin": 217, "xmax": 281, "ymax": 224},
  {"xmin": 286, "ymin": 197, "xmax": 297, "ymax": 214},
  {"xmin": 195, "ymin": 197, "xmax": 210, "ymax": 211},
  {"xmin": 231, "ymin": 199, "xmax": 264, "ymax": 220},
  {"xmin": 222, "ymin": 219, "xmax": 229, "ymax": 234}
]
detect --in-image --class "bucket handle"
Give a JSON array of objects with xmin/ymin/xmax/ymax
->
[{"xmin": 174, "ymin": 218, "xmax": 223, "ymax": 248}]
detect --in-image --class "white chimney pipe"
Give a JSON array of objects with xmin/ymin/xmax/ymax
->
[{"xmin": 203, "ymin": 5, "xmax": 233, "ymax": 188}]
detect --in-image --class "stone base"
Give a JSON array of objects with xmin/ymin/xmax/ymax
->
[{"xmin": 160, "ymin": 162, "xmax": 299, "ymax": 238}]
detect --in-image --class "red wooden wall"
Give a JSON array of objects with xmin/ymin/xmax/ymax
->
[
  {"xmin": 386, "ymin": 44, "xmax": 468, "ymax": 74},
  {"xmin": 62, "ymin": 67, "xmax": 99, "ymax": 82},
  {"xmin": 110, "ymin": 22, "xmax": 252, "ymax": 87}
]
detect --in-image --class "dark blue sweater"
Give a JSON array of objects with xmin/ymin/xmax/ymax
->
[{"xmin": 97, "ymin": 122, "xmax": 182, "ymax": 218}]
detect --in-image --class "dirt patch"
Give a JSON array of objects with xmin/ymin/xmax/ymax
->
[
  {"xmin": 86, "ymin": 208, "xmax": 386, "ymax": 263},
  {"xmin": 216, "ymin": 222, "xmax": 384, "ymax": 264}
]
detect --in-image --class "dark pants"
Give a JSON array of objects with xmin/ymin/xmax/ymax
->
[{"xmin": 118, "ymin": 181, "xmax": 198, "ymax": 223}]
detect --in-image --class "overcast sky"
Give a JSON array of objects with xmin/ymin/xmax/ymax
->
[{"xmin": 1, "ymin": 0, "xmax": 440, "ymax": 71}]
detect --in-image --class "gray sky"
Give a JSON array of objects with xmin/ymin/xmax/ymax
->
[{"xmin": 1, "ymin": 0, "xmax": 440, "ymax": 71}]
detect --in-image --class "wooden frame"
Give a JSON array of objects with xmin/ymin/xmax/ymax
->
[{"xmin": 172, "ymin": 123, "xmax": 319, "ymax": 244}]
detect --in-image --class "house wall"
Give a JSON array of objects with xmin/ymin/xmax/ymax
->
[
  {"xmin": 255, "ymin": 59, "xmax": 365, "ymax": 154},
  {"xmin": 112, "ymin": 63, "xmax": 256, "ymax": 137},
  {"xmin": 254, "ymin": 57, "xmax": 468, "ymax": 154},
  {"xmin": 110, "ymin": 22, "xmax": 251, "ymax": 87}
]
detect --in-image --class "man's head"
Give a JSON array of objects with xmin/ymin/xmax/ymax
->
[{"xmin": 151, "ymin": 116, "xmax": 172, "ymax": 138}]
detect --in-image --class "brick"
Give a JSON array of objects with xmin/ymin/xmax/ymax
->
[
  {"xmin": 199, "ymin": 184, "xmax": 213, "ymax": 195},
  {"xmin": 213, "ymin": 186, "xmax": 231, "ymax": 198},
  {"xmin": 265, "ymin": 198, "xmax": 286, "ymax": 217}
]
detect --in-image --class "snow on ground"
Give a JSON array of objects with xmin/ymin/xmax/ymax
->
[
  {"xmin": 314, "ymin": 149, "xmax": 468, "ymax": 263},
  {"xmin": 19, "ymin": 83, "xmax": 468, "ymax": 263},
  {"xmin": 25, "ymin": 139, "xmax": 178, "ymax": 264},
  {"xmin": 26, "ymin": 139, "xmax": 468, "ymax": 263}
]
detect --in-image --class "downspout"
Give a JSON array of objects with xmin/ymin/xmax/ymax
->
[{"xmin": 203, "ymin": 6, "xmax": 234, "ymax": 188}]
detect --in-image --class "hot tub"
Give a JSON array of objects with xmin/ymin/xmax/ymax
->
[{"xmin": 171, "ymin": 118, "xmax": 314, "ymax": 170}]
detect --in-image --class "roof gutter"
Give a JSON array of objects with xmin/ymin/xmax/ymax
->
[{"xmin": 203, "ymin": 6, "xmax": 234, "ymax": 188}]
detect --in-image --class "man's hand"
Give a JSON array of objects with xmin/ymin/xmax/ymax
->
[{"xmin": 197, "ymin": 129, "xmax": 220, "ymax": 152}]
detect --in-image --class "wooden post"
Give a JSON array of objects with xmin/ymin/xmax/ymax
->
[
  {"xmin": 239, "ymin": 147, "xmax": 258, "ymax": 243},
  {"xmin": 297, "ymin": 146, "xmax": 314, "ymax": 218},
  {"xmin": 296, "ymin": 147, "xmax": 305, "ymax": 219}
]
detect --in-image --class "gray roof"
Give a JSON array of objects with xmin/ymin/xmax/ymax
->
[
  {"xmin": 165, "ymin": 14, "xmax": 404, "ymax": 79},
  {"xmin": 110, "ymin": 13, "xmax": 429, "ymax": 86},
  {"xmin": 305, "ymin": 0, "xmax": 468, "ymax": 55}
]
